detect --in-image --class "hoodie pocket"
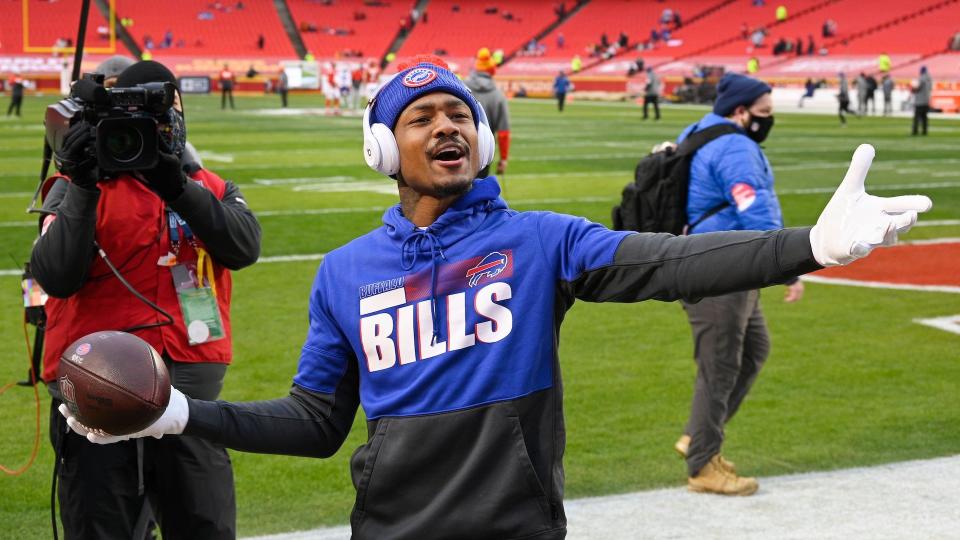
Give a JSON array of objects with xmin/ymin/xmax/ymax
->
[
  {"xmin": 350, "ymin": 418, "xmax": 389, "ymax": 519},
  {"xmin": 350, "ymin": 403, "xmax": 555, "ymax": 539}
]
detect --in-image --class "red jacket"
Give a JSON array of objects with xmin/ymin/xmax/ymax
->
[{"xmin": 42, "ymin": 171, "xmax": 234, "ymax": 382}]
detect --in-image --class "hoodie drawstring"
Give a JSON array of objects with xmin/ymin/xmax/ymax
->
[{"xmin": 400, "ymin": 229, "xmax": 447, "ymax": 345}]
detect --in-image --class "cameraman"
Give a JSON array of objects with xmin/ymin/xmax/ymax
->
[{"xmin": 31, "ymin": 60, "xmax": 260, "ymax": 539}]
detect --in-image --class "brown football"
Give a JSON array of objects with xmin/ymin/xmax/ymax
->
[{"xmin": 57, "ymin": 331, "xmax": 170, "ymax": 435}]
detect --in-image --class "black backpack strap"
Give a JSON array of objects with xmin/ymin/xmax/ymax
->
[
  {"xmin": 687, "ymin": 201, "xmax": 728, "ymax": 231},
  {"xmin": 678, "ymin": 122, "xmax": 741, "ymax": 233},
  {"xmin": 677, "ymin": 123, "xmax": 740, "ymax": 156}
]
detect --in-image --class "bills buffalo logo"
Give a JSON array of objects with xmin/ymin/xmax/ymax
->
[
  {"xmin": 402, "ymin": 68, "xmax": 438, "ymax": 88},
  {"xmin": 76, "ymin": 343, "xmax": 91, "ymax": 356},
  {"xmin": 466, "ymin": 252, "xmax": 508, "ymax": 287}
]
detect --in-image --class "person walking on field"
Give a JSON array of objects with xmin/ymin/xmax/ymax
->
[
  {"xmin": 797, "ymin": 78, "xmax": 816, "ymax": 108},
  {"xmin": 672, "ymin": 73, "xmax": 804, "ymax": 496},
  {"xmin": 912, "ymin": 66, "xmax": 932, "ymax": 136},
  {"xmin": 881, "ymin": 74, "xmax": 894, "ymax": 116},
  {"xmin": 837, "ymin": 72, "xmax": 857, "ymax": 125},
  {"xmin": 642, "ymin": 67, "xmax": 661, "ymax": 120},
  {"xmin": 553, "ymin": 70, "xmax": 571, "ymax": 112},
  {"xmin": 219, "ymin": 64, "xmax": 236, "ymax": 109},
  {"xmin": 278, "ymin": 68, "xmax": 289, "ymax": 108},
  {"xmin": 6, "ymin": 69, "xmax": 25, "ymax": 117}
]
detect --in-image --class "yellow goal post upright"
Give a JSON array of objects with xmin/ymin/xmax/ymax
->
[{"xmin": 22, "ymin": 0, "xmax": 117, "ymax": 54}]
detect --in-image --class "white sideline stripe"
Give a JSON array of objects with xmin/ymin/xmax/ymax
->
[
  {"xmin": 779, "ymin": 181, "xmax": 960, "ymax": 194},
  {"xmin": 241, "ymin": 455, "xmax": 960, "ymax": 540},
  {"xmin": 258, "ymin": 254, "xmax": 326, "ymax": 263},
  {"xmin": 196, "ymin": 151, "xmax": 235, "ymax": 163},
  {"xmin": 256, "ymin": 206, "xmax": 387, "ymax": 217},
  {"xmin": 913, "ymin": 315, "xmax": 960, "ymax": 335},
  {"xmin": 803, "ymin": 275, "xmax": 960, "ymax": 294},
  {"xmin": 902, "ymin": 237, "xmax": 960, "ymax": 244},
  {"xmin": 915, "ymin": 220, "xmax": 960, "ymax": 227},
  {"xmin": 359, "ymin": 288, "xmax": 407, "ymax": 316},
  {"xmin": 0, "ymin": 191, "xmax": 33, "ymax": 198}
]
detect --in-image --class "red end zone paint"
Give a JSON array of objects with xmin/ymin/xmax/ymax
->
[{"xmin": 814, "ymin": 242, "xmax": 960, "ymax": 287}]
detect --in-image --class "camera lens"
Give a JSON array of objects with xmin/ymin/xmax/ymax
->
[{"xmin": 103, "ymin": 125, "xmax": 143, "ymax": 163}]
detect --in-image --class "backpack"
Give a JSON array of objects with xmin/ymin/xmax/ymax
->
[{"xmin": 612, "ymin": 123, "xmax": 739, "ymax": 235}]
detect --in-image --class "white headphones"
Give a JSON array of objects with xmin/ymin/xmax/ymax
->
[{"xmin": 363, "ymin": 81, "xmax": 496, "ymax": 177}]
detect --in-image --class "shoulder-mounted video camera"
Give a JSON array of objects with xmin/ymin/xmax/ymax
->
[{"xmin": 44, "ymin": 72, "xmax": 176, "ymax": 171}]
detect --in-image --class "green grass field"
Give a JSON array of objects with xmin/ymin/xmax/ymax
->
[{"xmin": 0, "ymin": 94, "xmax": 958, "ymax": 538}]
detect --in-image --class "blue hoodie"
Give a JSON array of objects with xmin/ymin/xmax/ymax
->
[{"xmin": 295, "ymin": 177, "xmax": 630, "ymax": 419}]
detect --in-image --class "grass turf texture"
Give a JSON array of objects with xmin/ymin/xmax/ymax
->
[{"xmin": 0, "ymin": 95, "xmax": 958, "ymax": 537}]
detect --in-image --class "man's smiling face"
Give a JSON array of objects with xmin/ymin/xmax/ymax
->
[{"xmin": 394, "ymin": 92, "xmax": 480, "ymax": 199}]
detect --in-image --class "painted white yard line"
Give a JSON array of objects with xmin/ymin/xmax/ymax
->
[
  {"xmin": 256, "ymin": 206, "xmax": 387, "ymax": 217},
  {"xmin": 242, "ymin": 455, "xmax": 960, "ymax": 540},
  {"xmin": 779, "ymin": 180, "xmax": 960, "ymax": 194},
  {"xmin": 914, "ymin": 315, "xmax": 960, "ymax": 335},
  {"xmin": 257, "ymin": 253, "xmax": 326, "ymax": 263},
  {"xmin": 914, "ymin": 220, "xmax": 960, "ymax": 228},
  {"xmin": 290, "ymin": 181, "xmax": 398, "ymax": 194},
  {"xmin": 803, "ymin": 275, "xmax": 960, "ymax": 294},
  {"xmin": 196, "ymin": 151, "xmax": 236, "ymax": 163},
  {"xmin": 254, "ymin": 176, "xmax": 363, "ymax": 185},
  {"xmin": 902, "ymin": 236, "xmax": 960, "ymax": 244}
]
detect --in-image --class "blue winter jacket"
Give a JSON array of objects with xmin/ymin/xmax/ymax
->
[{"xmin": 678, "ymin": 112, "xmax": 784, "ymax": 234}]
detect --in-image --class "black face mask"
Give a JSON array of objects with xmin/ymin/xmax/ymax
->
[{"xmin": 746, "ymin": 114, "xmax": 774, "ymax": 143}]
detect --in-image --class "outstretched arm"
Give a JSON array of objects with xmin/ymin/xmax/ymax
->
[
  {"xmin": 574, "ymin": 227, "xmax": 819, "ymax": 303},
  {"xmin": 567, "ymin": 144, "xmax": 932, "ymax": 303}
]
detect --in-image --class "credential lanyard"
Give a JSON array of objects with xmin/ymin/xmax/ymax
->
[
  {"xmin": 167, "ymin": 209, "xmax": 214, "ymax": 294},
  {"xmin": 167, "ymin": 209, "xmax": 194, "ymax": 242},
  {"xmin": 195, "ymin": 247, "xmax": 217, "ymax": 297}
]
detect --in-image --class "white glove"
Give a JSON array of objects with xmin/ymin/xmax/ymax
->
[
  {"xmin": 59, "ymin": 386, "xmax": 189, "ymax": 444},
  {"xmin": 809, "ymin": 144, "xmax": 933, "ymax": 266}
]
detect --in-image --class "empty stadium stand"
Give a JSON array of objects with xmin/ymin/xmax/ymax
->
[
  {"xmin": 286, "ymin": 0, "xmax": 413, "ymax": 59},
  {"xmin": 0, "ymin": 0, "xmax": 26, "ymax": 55},
  {"xmin": 395, "ymin": 0, "xmax": 558, "ymax": 60},
  {"xmin": 817, "ymin": 0, "xmax": 958, "ymax": 54},
  {"xmin": 116, "ymin": 0, "xmax": 296, "ymax": 57}
]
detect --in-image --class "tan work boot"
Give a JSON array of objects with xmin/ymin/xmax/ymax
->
[
  {"xmin": 674, "ymin": 435, "xmax": 736, "ymax": 474},
  {"xmin": 687, "ymin": 455, "xmax": 758, "ymax": 496},
  {"xmin": 674, "ymin": 434, "xmax": 690, "ymax": 458}
]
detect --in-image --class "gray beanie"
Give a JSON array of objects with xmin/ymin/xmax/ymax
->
[{"xmin": 95, "ymin": 55, "xmax": 136, "ymax": 80}]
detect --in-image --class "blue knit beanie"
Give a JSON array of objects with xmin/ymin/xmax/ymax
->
[
  {"xmin": 370, "ymin": 60, "xmax": 483, "ymax": 130},
  {"xmin": 713, "ymin": 73, "xmax": 771, "ymax": 117}
]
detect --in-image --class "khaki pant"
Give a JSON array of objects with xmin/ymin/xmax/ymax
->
[{"xmin": 681, "ymin": 289, "xmax": 770, "ymax": 476}]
